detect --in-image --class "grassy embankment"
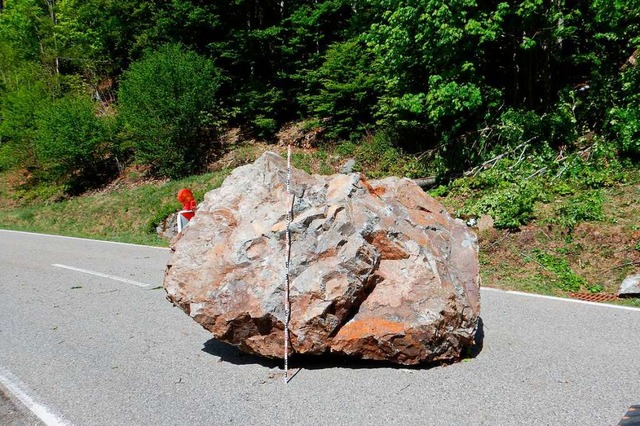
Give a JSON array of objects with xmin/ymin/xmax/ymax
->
[
  {"xmin": 1, "ymin": 141, "xmax": 638, "ymax": 307},
  {"xmin": 0, "ymin": 168, "xmax": 229, "ymax": 246}
]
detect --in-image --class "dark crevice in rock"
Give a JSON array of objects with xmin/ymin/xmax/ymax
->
[
  {"xmin": 220, "ymin": 313, "xmax": 256, "ymax": 342},
  {"xmin": 328, "ymin": 272, "xmax": 384, "ymax": 338},
  {"xmin": 254, "ymin": 314, "xmax": 277, "ymax": 336}
]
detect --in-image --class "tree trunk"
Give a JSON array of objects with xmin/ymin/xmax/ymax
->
[
  {"xmin": 247, "ymin": 2, "xmax": 254, "ymax": 78},
  {"xmin": 315, "ymin": 0, "xmax": 319, "ymax": 54},
  {"xmin": 45, "ymin": 0, "xmax": 59, "ymax": 74}
]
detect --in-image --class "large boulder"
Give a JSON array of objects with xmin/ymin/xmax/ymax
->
[
  {"xmin": 163, "ymin": 152, "xmax": 480, "ymax": 365},
  {"xmin": 618, "ymin": 274, "xmax": 640, "ymax": 298}
]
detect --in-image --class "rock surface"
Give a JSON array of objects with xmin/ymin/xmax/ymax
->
[
  {"xmin": 339, "ymin": 158, "xmax": 356, "ymax": 174},
  {"xmin": 476, "ymin": 214, "xmax": 494, "ymax": 232},
  {"xmin": 157, "ymin": 212, "xmax": 178, "ymax": 240},
  {"xmin": 163, "ymin": 152, "xmax": 481, "ymax": 365},
  {"xmin": 618, "ymin": 274, "xmax": 640, "ymax": 297}
]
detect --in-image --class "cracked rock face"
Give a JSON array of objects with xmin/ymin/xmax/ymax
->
[{"xmin": 163, "ymin": 152, "xmax": 480, "ymax": 365}]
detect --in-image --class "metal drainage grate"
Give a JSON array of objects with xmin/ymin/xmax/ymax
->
[
  {"xmin": 619, "ymin": 405, "xmax": 640, "ymax": 426},
  {"xmin": 568, "ymin": 292, "xmax": 620, "ymax": 303}
]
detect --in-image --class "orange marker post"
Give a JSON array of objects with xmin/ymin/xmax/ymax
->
[{"xmin": 177, "ymin": 188, "xmax": 197, "ymax": 232}]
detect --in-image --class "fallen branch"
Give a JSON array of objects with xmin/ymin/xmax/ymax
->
[
  {"xmin": 527, "ymin": 167, "xmax": 547, "ymax": 180},
  {"xmin": 464, "ymin": 138, "xmax": 536, "ymax": 177},
  {"xmin": 412, "ymin": 176, "xmax": 437, "ymax": 189}
]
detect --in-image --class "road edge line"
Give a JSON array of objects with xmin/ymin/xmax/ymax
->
[
  {"xmin": 0, "ymin": 368, "xmax": 69, "ymax": 426},
  {"xmin": 481, "ymin": 287, "xmax": 640, "ymax": 312},
  {"xmin": 0, "ymin": 229, "xmax": 169, "ymax": 250}
]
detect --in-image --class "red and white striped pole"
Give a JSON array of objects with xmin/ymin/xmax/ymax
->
[{"xmin": 284, "ymin": 145, "xmax": 293, "ymax": 383}]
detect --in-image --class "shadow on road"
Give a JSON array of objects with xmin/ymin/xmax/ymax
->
[
  {"xmin": 466, "ymin": 317, "xmax": 485, "ymax": 358},
  {"xmin": 202, "ymin": 317, "xmax": 485, "ymax": 371}
]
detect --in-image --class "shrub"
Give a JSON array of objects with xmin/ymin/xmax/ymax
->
[
  {"xmin": 252, "ymin": 116, "xmax": 279, "ymax": 140},
  {"xmin": 551, "ymin": 190, "xmax": 605, "ymax": 233},
  {"xmin": 33, "ymin": 95, "xmax": 117, "ymax": 193},
  {"xmin": 236, "ymin": 84, "xmax": 286, "ymax": 139},
  {"xmin": 495, "ymin": 109, "xmax": 544, "ymax": 149},
  {"xmin": 610, "ymin": 106, "xmax": 640, "ymax": 157},
  {"xmin": 350, "ymin": 132, "xmax": 428, "ymax": 179},
  {"xmin": 118, "ymin": 44, "xmax": 223, "ymax": 178},
  {"xmin": 531, "ymin": 249, "xmax": 585, "ymax": 292},
  {"xmin": 608, "ymin": 66, "xmax": 640, "ymax": 158},
  {"xmin": 0, "ymin": 143, "xmax": 18, "ymax": 172},
  {"xmin": 556, "ymin": 140, "xmax": 625, "ymax": 189},
  {"xmin": 0, "ymin": 76, "xmax": 50, "ymax": 170},
  {"xmin": 460, "ymin": 181, "xmax": 541, "ymax": 230}
]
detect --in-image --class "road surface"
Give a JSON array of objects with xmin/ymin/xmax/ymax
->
[{"xmin": 1, "ymin": 229, "xmax": 639, "ymax": 425}]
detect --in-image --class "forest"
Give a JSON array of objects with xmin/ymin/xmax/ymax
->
[{"xmin": 0, "ymin": 0, "xmax": 639, "ymax": 194}]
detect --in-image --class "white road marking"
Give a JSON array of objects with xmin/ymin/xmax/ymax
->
[
  {"xmin": 481, "ymin": 287, "xmax": 640, "ymax": 312},
  {"xmin": 7, "ymin": 231, "xmax": 637, "ymax": 310},
  {"xmin": 0, "ymin": 229, "xmax": 168, "ymax": 250},
  {"xmin": 52, "ymin": 264, "xmax": 150, "ymax": 288},
  {"xmin": 0, "ymin": 368, "xmax": 68, "ymax": 426}
]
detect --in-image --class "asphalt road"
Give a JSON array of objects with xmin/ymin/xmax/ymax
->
[{"xmin": 1, "ymin": 229, "xmax": 639, "ymax": 426}]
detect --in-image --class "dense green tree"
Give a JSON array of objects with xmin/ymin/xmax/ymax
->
[
  {"xmin": 282, "ymin": 1, "xmax": 371, "ymax": 116},
  {"xmin": 0, "ymin": 0, "xmax": 51, "ymax": 65},
  {"xmin": 0, "ymin": 65, "xmax": 51, "ymax": 170},
  {"xmin": 590, "ymin": 0, "xmax": 640, "ymax": 156},
  {"xmin": 118, "ymin": 44, "xmax": 222, "ymax": 178},
  {"xmin": 301, "ymin": 39, "xmax": 378, "ymax": 139},
  {"xmin": 1, "ymin": 0, "xmax": 639, "ymax": 188},
  {"xmin": 365, "ymin": 0, "xmax": 506, "ymax": 162},
  {"xmin": 55, "ymin": 0, "xmax": 155, "ymax": 79}
]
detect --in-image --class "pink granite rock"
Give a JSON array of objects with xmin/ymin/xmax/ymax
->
[{"xmin": 163, "ymin": 152, "xmax": 480, "ymax": 365}]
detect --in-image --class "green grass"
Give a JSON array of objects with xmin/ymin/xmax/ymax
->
[
  {"xmin": 0, "ymin": 169, "xmax": 230, "ymax": 246},
  {"xmin": 442, "ymin": 164, "xmax": 639, "ymax": 300}
]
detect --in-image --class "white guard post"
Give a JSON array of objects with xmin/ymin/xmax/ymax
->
[{"xmin": 177, "ymin": 210, "xmax": 194, "ymax": 233}]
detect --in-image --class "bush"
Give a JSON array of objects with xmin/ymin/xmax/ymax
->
[
  {"xmin": 118, "ymin": 44, "xmax": 223, "ymax": 178},
  {"xmin": 34, "ymin": 95, "xmax": 117, "ymax": 193},
  {"xmin": 495, "ymin": 109, "xmax": 544, "ymax": 148},
  {"xmin": 459, "ymin": 181, "xmax": 541, "ymax": 230},
  {"xmin": 551, "ymin": 190, "xmax": 605, "ymax": 233},
  {"xmin": 0, "ymin": 143, "xmax": 18, "ymax": 172},
  {"xmin": 252, "ymin": 116, "xmax": 279, "ymax": 140},
  {"xmin": 0, "ymin": 76, "xmax": 50, "ymax": 170},
  {"xmin": 531, "ymin": 249, "xmax": 586, "ymax": 292},
  {"xmin": 233, "ymin": 84, "xmax": 286, "ymax": 140},
  {"xmin": 349, "ymin": 132, "xmax": 429, "ymax": 179},
  {"xmin": 608, "ymin": 60, "xmax": 640, "ymax": 158},
  {"xmin": 610, "ymin": 106, "xmax": 640, "ymax": 157},
  {"xmin": 561, "ymin": 140, "xmax": 625, "ymax": 188}
]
